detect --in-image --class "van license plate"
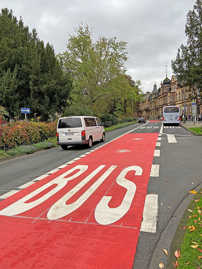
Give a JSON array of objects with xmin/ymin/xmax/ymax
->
[{"xmin": 65, "ymin": 132, "xmax": 74, "ymax": 135}]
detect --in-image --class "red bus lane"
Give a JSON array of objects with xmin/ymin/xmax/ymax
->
[{"xmin": 0, "ymin": 132, "xmax": 158, "ymax": 269}]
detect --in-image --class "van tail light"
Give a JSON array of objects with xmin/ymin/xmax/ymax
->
[
  {"xmin": 56, "ymin": 132, "xmax": 59, "ymax": 142},
  {"xmin": 81, "ymin": 130, "xmax": 86, "ymax": 140},
  {"xmin": 162, "ymin": 117, "xmax": 165, "ymax": 121},
  {"xmin": 178, "ymin": 117, "xmax": 181, "ymax": 121}
]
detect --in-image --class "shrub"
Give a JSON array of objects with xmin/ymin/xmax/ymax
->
[
  {"xmin": 0, "ymin": 120, "xmax": 57, "ymax": 150},
  {"xmin": 101, "ymin": 114, "xmax": 118, "ymax": 127}
]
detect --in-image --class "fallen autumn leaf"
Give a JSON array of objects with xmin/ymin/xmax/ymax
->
[
  {"xmin": 159, "ymin": 262, "xmax": 164, "ymax": 268},
  {"xmin": 162, "ymin": 249, "xmax": 168, "ymax": 256},
  {"xmin": 174, "ymin": 249, "xmax": 181, "ymax": 258}
]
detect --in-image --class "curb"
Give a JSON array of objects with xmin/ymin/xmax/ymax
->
[
  {"xmin": 148, "ymin": 183, "xmax": 202, "ymax": 269},
  {"xmin": 181, "ymin": 124, "xmax": 202, "ymax": 136}
]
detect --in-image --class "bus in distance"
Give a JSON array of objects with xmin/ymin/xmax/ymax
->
[{"xmin": 163, "ymin": 106, "xmax": 180, "ymax": 126}]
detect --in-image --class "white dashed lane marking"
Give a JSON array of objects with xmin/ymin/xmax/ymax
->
[
  {"xmin": 150, "ymin": 165, "xmax": 160, "ymax": 177},
  {"xmin": 140, "ymin": 194, "xmax": 158, "ymax": 233},
  {"xmin": 154, "ymin": 150, "xmax": 160, "ymax": 157}
]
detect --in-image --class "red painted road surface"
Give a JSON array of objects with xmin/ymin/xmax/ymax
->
[{"xmin": 0, "ymin": 133, "xmax": 158, "ymax": 269}]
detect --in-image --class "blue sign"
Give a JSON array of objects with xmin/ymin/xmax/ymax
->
[{"xmin": 21, "ymin": 108, "xmax": 30, "ymax": 114}]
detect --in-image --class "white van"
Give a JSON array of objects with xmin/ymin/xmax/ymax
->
[{"xmin": 57, "ymin": 116, "xmax": 105, "ymax": 149}]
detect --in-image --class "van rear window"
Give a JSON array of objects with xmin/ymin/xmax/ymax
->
[
  {"xmin": 164, "ymin": 107, "xmax": 179, "ymax": 113},
  {"xmin": 58, "ymin": 118, "xmax": 82, "ymax": 128}
]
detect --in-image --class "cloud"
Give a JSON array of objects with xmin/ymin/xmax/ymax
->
[{"xmin": 0, "ymin": 0, "xmax": 196, "ymax": 92}]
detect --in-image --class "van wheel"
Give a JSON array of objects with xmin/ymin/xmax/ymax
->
[
  {"xmin": 88, "ymin": 137, "xmax": 93, "ymax": 148},
  {"xmin": 61, "ymin": 145, "xmax": 68, "ymax": 150},
  {"xmin": 101, "ymin": 133, "xmax": 105, "ymax": 142}
]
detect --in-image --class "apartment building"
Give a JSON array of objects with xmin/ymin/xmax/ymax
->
[{"xmin": 139, "ymin": 76, "xmax": 202, "ymax": 120}]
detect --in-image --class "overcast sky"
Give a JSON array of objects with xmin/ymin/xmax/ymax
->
[{"xmin": 0, "ymin": 0, "xmax": 196, "ymax": 92}]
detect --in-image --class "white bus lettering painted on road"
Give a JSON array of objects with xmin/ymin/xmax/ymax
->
[{"xmin": 0, "ymin": 164, "xmax": 143, "ymax": 225}]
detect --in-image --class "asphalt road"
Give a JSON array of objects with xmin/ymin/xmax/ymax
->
[
  {"xmin": 0, "ymin": 121, "xmax": 202, "ymax": 268},
  {"xmin": 133, "ymin": 122, "xmax": 202, "ymax": 268},
  {"xmin": 0, "ymin": 124, "xmax": 138, "ymax": 196}
]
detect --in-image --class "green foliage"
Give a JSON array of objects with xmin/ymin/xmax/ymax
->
[
  {"xmin": 172, "ymin": 0, "xmax": 202, "ymax": 91},
  {"xmin": 59, "ymin": 24, "xmax": 141, "ymax": 118},
  {"xmin": 0, "ymin": 120, "xmax": 57, "ymax": 149},
  {"xmin": 188, "ymin": 127, "xmax": 202, "ymax": 135},
  {"xmin": 177, "ymin": 193, "xmax": 202, "ymax": 268},
  {"xmin": 0, "ymin": 8, "xmax": 72, "ymax": 120}
]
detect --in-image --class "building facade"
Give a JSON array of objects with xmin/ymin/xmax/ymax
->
[{"xmin": 139, "ymin": 76, "xmax": 202, "ymax": 120}]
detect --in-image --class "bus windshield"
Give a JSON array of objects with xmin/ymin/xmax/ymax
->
[{"xmin": 164, "ymin": 107, "xmax": 179, "ymax": 113}]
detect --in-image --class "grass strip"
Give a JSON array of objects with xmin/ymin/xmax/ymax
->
[
  {"xmin": 167, "ymin": 190, "xmax": 202, "ymax": 268},
  {"xmin": 188, "ymin": 127, "xmax": 202, "ymax": 135},
  {"xmin": 105, "ymin": 120, "xmax": 137, "ymax": 132}
]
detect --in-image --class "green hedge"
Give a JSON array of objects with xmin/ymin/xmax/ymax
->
[{"xmin": 0, "ymin": 121, "xmax": 57, "ymax": 150}]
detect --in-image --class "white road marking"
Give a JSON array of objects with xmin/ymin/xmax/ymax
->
[
  {"xmin": 150, "ymin": 165, "xmax": 159, "ymax": 177},
  {"xmin": 140, "ymin": 194, "xmax": 158, "ymax": 233},
  {"xmin": 33, "ymin": 175, "xmax": 49, "ymax": 181},
  {"xmin": 164, "ymin": 126, "xmax": 180, "ymax": 128},
  {"xmin": 157, "ymin": 137, "xmax": 161, "ymax": 141},
  {"xmin": 58, "ymin": 164, "xmax": 69, "ymax": 169},
  {"xmin": 47, "ymin": 168, "xmax": 60, "ymax": 174},
  {"xmin": 167, "ymin": 134, "xmax": 177, "ymax": 143},
  {"xmin": 156, "ymin": 142, "xmax": 161, "ymax": 147},
  {"xmin": 154, "ymin": 150, "xmax": 160, "ymax": 157},
  {"xmin": 160, "ymin": 124, "xmax": 163, "ymax": 134},
  {"xmin": 117, "ymin": 149, "xmax": 131, "ymax": 153},
  {"xmin": 18, "ymin": 181, "xmax": 35, "ymax": 189},
  {"xmin": 0, "ymin": 190, "xmax": 19, "ymax": 199}
]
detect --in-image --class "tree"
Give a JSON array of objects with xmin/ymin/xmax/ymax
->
[
  {"xmin": 172, "ymin": 0, "xmax": 202, "ymax": 94},
  {"xmin": 59, "ymin": 24, "xmax": 140, "ymax": 118},
  {"xmin": 0, "ymin": 9, "xmax": 72, "ymax": 120}
]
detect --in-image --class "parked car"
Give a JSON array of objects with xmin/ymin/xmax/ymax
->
[
  {"xmin": 138, "ymin": 117, "xmax": 146, "ymax": 123},
  {"xmin": 57, "ymin": 116, "xmax": 105, "ymax": 150}
]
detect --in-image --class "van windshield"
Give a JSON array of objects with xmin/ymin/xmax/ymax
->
[{"xmin": 58, "ymin": 118, "xmax": 82, "ymax": 128}]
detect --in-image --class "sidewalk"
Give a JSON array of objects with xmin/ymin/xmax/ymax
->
[{"xmin": 181, "ymin": 120, "xmax": 202, "ymax": 128}]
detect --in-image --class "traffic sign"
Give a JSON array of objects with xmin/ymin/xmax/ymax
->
[{"xmin": 21, "ymin": 108, "xmax": 30, "ymax": 114}]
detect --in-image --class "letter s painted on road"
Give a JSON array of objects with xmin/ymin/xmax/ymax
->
[{"xmin": 94, "ymin": 166, "xmax": 142, "ymax": 225}]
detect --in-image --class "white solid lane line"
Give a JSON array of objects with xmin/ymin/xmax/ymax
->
[
  {"xmin": 140, "ymin": 194, "xmax": 158, "ymax": 233},
  {"xmin": 0, "ymin": 190, "xmax": 19, "ymax": 199},
  {"xmin": 18, "ymin": 181, "xmax": 35, "ymax": 189},
  {"xmin": 167, "ymin": 134, "xmax": 177, "ymax": 143}
]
